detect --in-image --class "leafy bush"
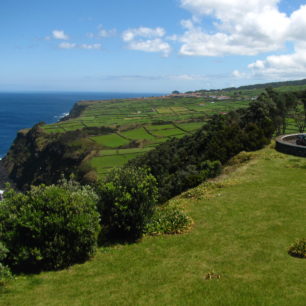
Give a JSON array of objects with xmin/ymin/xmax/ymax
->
[
  {"xmin": 0, "ymin": 242, "xmax": 13, "ymax": 286},
  {"xmin": 288, "ymin": 238, "xmax": 306, "ymax": 258},
  {"xmin": 0, "ymin": 181, "xmax": 100, "ymax": 272},
  {"xmin": 145, "ymin": 206, "xmax": 192, "ymax": 235},
  {"xmin": 96, "ymin": 167, "xmax": 158, "ymax": 242}
]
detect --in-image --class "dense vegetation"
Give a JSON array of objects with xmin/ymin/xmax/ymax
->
[
  {"xmin": 0, "ymin": 242, "xmax": 13, "ymax": 285},
  {"xmin": 96, "ymin": 167, "xmax": 158, "ymax": 242},
  {"xmin": 0, "ymin": 180, "xmax": 100, "ymax": 272},
  {"xmin": 129, "ymin": 88, "xmax": 300, "ymax": 202},
  {"xmin": 222, "ymin": 78, "xmax": 306, "ymax": 91},
  {"xmin": 2, "ymin": 123, "xmax": 114, "ymax": 190}
]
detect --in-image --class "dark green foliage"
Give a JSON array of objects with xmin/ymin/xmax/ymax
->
[
  {"xmin": 0, "ymin": 181, "xmax": 100, "ymax": 272},
  {"xmin": 288, "ymin": 238, "xmax": 306, "ymax": 258},
  {"xmin": 290, "ymin": 90, "xmax": 306, "ymax": 133},
  {"xmin": 145, "ymin": 206, "xmax": 192, "ymax": 235},
  {"xmin": 129, "ymin": 89, "xmax": 293, "ymax": 202},
  {"xmin": 222, "ymin": 78, "xmax": 306, "ymax": 91},
  {"xmin": 0, "ymin": 242, "xmax": 13, "ymax": 285},
  {"xmin": 96, "ymin": 167, "xmax": 159, "ymax": 242}
]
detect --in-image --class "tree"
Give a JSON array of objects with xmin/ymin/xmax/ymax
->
[
  {"xmin": 291, "ymin": 90, "xmax": 306, "ymax": 133},
  {"xmin": 96, "ymin": 167, "xmax": 158, "ymax": 242}
]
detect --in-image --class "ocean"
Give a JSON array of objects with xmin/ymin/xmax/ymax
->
[{"xmin": 0, "ymin": 92, "xmax": 163, "ymax": 158}]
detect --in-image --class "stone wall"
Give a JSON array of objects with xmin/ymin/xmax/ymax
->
[{"xmin": 275, "ymin": 134, "xmax": 306, "ymax": 157}]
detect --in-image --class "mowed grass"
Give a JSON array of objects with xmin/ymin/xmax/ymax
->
[{"xmin": 1, "ymin": 146, "xmax": 305, "ymax": 305}]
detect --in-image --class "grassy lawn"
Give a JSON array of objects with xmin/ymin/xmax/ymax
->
[{"xmin": 1, "ymin": 145, "xmax": 305, "ymax": 305}]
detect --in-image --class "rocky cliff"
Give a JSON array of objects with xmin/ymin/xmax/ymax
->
[{"xmin": 2, "ymin": 122, "xmax": 113, "ymax": 190}]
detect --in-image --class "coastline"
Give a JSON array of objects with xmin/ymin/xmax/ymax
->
[{"xmin": 0, "ymin": 92, "xmax": 166, "ymax": 190}]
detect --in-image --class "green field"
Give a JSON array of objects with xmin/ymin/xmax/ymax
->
[
  {"xmin": 40, "ymin": 84, "xmax": 306, "ymax": 176},
  {"xmin": 2, "ymin": 146, "xmax": 305, "ymax": 305},
  {"xmin": 121, "ymin": 127, "xmax": 155, "ymax": 140},
  {"xmin": 90, "ymin": 134, "xmax": 129, "ymax": 148},
  {"xmin": 42, "ymin": 96, "xmax": 251, "ymax": 175}
]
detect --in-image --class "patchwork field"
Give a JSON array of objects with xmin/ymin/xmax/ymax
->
[
  {"xmin": 41, "ymin": 96, "xmax": 252, "ymax": 176},
  {"xmin": 40, "ymin": 83, "xmax": 306, "ymax": 176}
]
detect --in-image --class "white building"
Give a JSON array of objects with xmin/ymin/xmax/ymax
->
[{"xmin": 0, "ymin": 190, "xmax": 3, "ymax": 201}]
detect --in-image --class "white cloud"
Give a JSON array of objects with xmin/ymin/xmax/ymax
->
[
  {"xmin": 122, "ymin": 27, "xmax": 171, "ymax": 56},
  {"xmin": 87, "ymin": 26, "xmax": 117, "ymax": 39},
  {"xmin": 178, "ymin": 1, "xmax": 306, "ymax": 57},
  {"xmin": 58, "ymin": 42, "xmax": 76, "ymax": 49},
  {"xmin": 247, "ymin": 42, "xmax": 306, "ymax": 79},
  {"xmin": 52, "ymin": 30, "xmax": 69, "ymax": 40},
  {"xmin": 178, "ymin": 1, "xmax": 306, "ymax": 80},
  {"xmin": 80, "ymin": 43, "xmax": 101, "ymax": 50},
  {"xmin": 178, "ymin": 0, "xmax": 291, "ymax": 56},
  {"xmin": 127, "ymin": 39, "xmax": 171, "ymax": 57},
  {"xmin": 58, "ymin": 42, "xmax": 101, "ymax": 50},
  {"xmin": 98, "ymin": 26, "xmax": 116, "ymax": 38},
  {"xmin": 122, "ymin": 27, "xmax": 165, "ymax": 42},
  {"xmin": 232, "ymin": 70, "xmax": 247, "ymax": 78},
  {"xmin": 168, "ymin": 74, "xmax": 208, "ymax": 81},
  {"xmin": 287, "ymin": 5, "xmax": 306, "ymax": 41}
]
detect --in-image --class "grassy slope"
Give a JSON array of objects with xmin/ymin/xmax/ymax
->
[{"xmin": 1, "ymin": 145, "xmax": 305, "ymax": 305}]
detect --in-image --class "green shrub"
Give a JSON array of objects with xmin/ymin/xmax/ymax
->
[
  {"xmin": 145, "ymin": 206, "xmax": 192, "ymax": 235},
  {"xmin": 96, "ymin": 167, "xmax": 158, "ymax": 242},
  {"xmin": 0, "ymin": 242, "xmax": 13, "ymax": 286},
  {"xmin": 0, "ymin": 181, "xmax": 100, "ymax": 272},
  {"xmin": 288, "ymin": 238, "xmax": 306, "ymax": 258}
]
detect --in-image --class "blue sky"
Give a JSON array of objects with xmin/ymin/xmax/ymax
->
[{"xmin": 1, "ymin": 0, "xmax": 306, "ymax": 93}]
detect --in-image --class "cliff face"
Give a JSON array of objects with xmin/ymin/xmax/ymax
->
[
  {"xmin": 2, "ymin": 122, "xmax": 106, "ymax": 190},
  {"xmin": 60, "ymin": 101, "xmax": 93, "ymax": 121},
  {"xmin": 0, "ymin": 160, "xmax": 10, "ymax": 189}
]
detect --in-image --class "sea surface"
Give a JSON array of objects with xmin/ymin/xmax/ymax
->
[{"xmin": 0, "ymin": 92, "xmax": 163, "ymax": 158}]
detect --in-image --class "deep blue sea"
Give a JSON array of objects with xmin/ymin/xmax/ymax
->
[{"xmin": 0, "ymin": 92, "xmax": 163, "ymax": 158}]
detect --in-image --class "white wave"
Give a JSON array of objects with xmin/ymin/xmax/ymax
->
[{"xmin": 54, "ymin": 112, "xmax": 69, "ymax": 120}]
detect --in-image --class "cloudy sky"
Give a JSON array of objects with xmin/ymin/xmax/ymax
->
[{"xmin": 1, "ymin": 0, "xmax": 306, "ymax": 92}]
